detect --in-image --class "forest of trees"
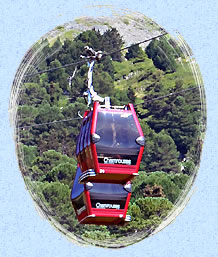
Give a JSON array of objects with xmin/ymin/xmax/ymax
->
[{"xmin": 16, "ymin": 27, "xmax": 205, "ymax": 246}]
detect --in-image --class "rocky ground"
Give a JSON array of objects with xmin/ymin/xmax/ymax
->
[{"xmin": 42, "ymin": 12, "xmax": 166, "ymax": 49}]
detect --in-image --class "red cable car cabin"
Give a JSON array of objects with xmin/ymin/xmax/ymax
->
[
  {"xmin": 71, "ymin": 165, "xmax": 132, "ymax": 225},
  {"xmin": 76, "ymin": 102, "xmax": 145, "ymax": 184}
]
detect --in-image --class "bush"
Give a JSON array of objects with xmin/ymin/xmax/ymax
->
[{"xmin": 132, "ymin": 171, "xmax": 190, "ymax": 203}]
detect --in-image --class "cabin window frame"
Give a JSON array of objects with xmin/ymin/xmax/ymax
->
[{"xmin": 94, "ymin": 110, "xmax": 141, "ymax": 165}]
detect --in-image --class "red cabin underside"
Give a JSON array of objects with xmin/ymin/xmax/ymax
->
[
  {"xmin": 79, "ymin": 165, "xmax": 138, "ymax": 184},
  {"xmin": 78, "ymin": 209, "xmax": 128, "ymax": 225}
]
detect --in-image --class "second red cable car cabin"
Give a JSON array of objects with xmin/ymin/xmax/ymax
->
[
  {"xmin": 71, "ymin": 165, "xmax": 132, "ymax": 225},
  {"xmin": 76, "ymin": 101, "xmax": 145, "ymax": 184}
]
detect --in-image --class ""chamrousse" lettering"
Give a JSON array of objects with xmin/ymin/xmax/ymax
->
[
  {"xmin": 96, "ymin": 202, "xmax": 120, "ymax": 209},
  {"xmin": 103, "ymin": 157, "xmax": 131, "ymax": 165}
]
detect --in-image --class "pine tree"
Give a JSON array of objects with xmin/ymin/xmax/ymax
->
[
  {"xmin": 48, "ymin": 59, "xmax": 68, "ymax": 91},
  {"xmin": 125, "ymin": 44, "xmax": 144, "ymax": 60},
  {"xmin": 146, "ymin": 38, "xmax": 177, "ymax": 72},
  {"xmin": 102, "ymin": 28, "xmax": 124, "ymax": 62}
]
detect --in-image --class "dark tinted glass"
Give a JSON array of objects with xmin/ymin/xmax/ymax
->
[
  {"xmin": 89, "ymin": 183, "xmax": 128, "ymax": 209},
  {"xmin": 87, "ymin": 114, "xmax": 92, "ymax": 146},
  {"xmin": 71, "ymin": 166, "xmax": 84, "ymax": 199},
  {"xmin": 72, "ymin": 194, "xmax": 86, "ymax": 213},
  {"xmin": 79, "ymin": 120, "xmax": 87, "ymax": 152},
  {"xmin": 95, "ymin": 111, "xmax": 140, "ymax": 165},
  {"xmin": 84, "ymin": 117, "xmax": 90, "ymax": 148}
]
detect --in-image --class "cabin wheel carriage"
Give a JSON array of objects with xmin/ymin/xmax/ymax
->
[
  {"xmin": 71, "ymin": 165, "xmax": 132, "ymax": 225},
  {"xmin": 76, "ymin": 102, "xmax": 145, "ymax": 184}
]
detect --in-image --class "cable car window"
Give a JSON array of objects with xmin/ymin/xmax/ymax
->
[
  {"xmin": 76, "ymin": 135, "xmax": 80, "ymax": 156},
  {"xmin": 87, "ymin": 114, "xmax": 92, "ymax": 146},
  {"xmin": 89, "ymin": 183, "xmax": 128, "ymax": 209},
  {"xmin": 84, "ymin": 117, "xmax": 90, "ymax": 149},
  {"xmin": 76, "ymin": 124, "xmax": 83, "ymax": 155},
  {"xmin": 84, "ymin": 113, "xmax": 92, "ymax": 147},
  {"xmin": 71, "ymin": 167, "xmax": 86, "ymax": 214},
  {"xmin": 79, "ymin": 119, "xmax": 87, "ymax": 152},
  {"xmin": 71, "ymin": 166, "xmax": 84, "ymax": 199},
  {"xmin": 95, "ymin": 111, "xmax": 141, "ymax": 165},
  {"xmin": 72, "ymin": 194, "xmax": 86, "ymax": 214}
]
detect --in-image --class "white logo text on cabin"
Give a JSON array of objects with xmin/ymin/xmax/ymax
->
[
  {"xmin": 103, "ymin": 157, "xmax": 131, "ymax": 165},
  {"xmin": 96, "ymin": 202, "xmax": 120, "ymax": 209}
]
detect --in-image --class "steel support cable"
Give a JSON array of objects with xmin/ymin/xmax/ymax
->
[
  {"xmin": 134, "ymin": 86, "xmax": 199, "ymax": 106},
  {"xmin": 17, "ymin": 117, "xmax": 82, "ymax": 129},
  {"xmin": 24, "ymin": 32, "xmax": 168, "ymax": 78},
  {"xmin": 17, "ymin": 86, "xmax": 199, "ymax": 129},
  {"xmin": 24, "ymin": 59, "xmax": 88, "ymax": 78},
  {"xmin": 103, "ymin": 32, "xmax": 168, "ymax": 58}
]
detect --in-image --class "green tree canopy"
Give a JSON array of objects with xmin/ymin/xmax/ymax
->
[
  {"xmin": 125, "ymin": 44, "xmax": 144, "ymax": 60},
  {"xmin": 30, "ymin": 150, "xmax": 76, "ymax": 180},
  {"xmin": 44, "ymin": 162, "xmax": 77, "ymax": 187},
  {"xmin": 132, "ymin": 171, "xmax": 189, "ymax": 203},
  {"xmin": 140, "ymin": 123, "xmax": 180, "ymax": 173},
  {"xmin": 19, "ymin": 83, "xmax": 50, "ymax": 106},
  {"xmin": 102, "ymin": 28, "xmax": 124, "ymax": 62},
  {"xmin": 146, "ymin": 38, "xmax": 177, "ymax": 72},
  {"xmin": 37, "ymin": 181, "xmax": 78, "ymax": 231}
]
